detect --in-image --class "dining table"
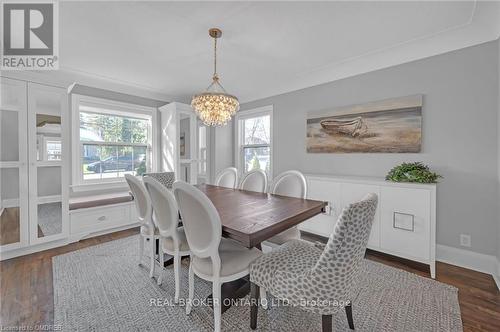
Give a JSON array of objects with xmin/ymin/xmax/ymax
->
[{"xmin": 193, "ymin": 183, "xmax": 328, "ymax": 312}]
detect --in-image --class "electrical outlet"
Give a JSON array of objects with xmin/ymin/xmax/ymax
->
[{"xmin": 460, "ymin": 234, "xmax": 471, "ymax": 247}]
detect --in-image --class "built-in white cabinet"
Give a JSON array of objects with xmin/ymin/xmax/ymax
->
[
  {"xmin": 0, "ymin": 77, "xmax": 29, "ymax": 251},
  {"xmin": 70, "ymin": 202, "xmax": 133, "ymax": 236},
  {"xmin": 300, "ymin": 174, "xmax": 436, "ymax": 278},
  {"xmin": 159, "ymin": 102, "xmax": 210, "ymax": 184},
  {"xmin": 0, "ymin": 77, "xmax": 69, "ymax": 256}
]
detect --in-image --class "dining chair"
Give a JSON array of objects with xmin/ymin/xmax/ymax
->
[
  {"xmin": 266, "ymin": 170, "xmax": 307, "ymax": 246},
  {"xmin": 249, "ymin": 193, "xmax": 378, "ymax": 332},
  {"xmin": 214, "ymin": 167, "xmax": 238, "ymax": 188},
  {"xmin": 143, "ymin": 176, "xmax": 190, "ymax": 303},
  {"xmin": 239, "ymin": 169, "xmax": 268, "ymax": 193},
  {"xmin": 125, "ymin": 174, "xmax": 158, "ymax": 279},
  {"xmin": 172, "ymin": 180, "xmax": 262, "ymax": 332}
]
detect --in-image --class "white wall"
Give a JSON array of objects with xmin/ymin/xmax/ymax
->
[{"xmin": 241, "ymin": 41, "xmax": 499, "ymax": 256}]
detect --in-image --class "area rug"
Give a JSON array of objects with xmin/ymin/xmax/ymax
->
[
  {"xmin": 53, "ymin": 235, "xmax": 462, "ymax": 331},
  {"xmin": 38, "ymin": 202, "xmax": 62, "ymax": 236}
]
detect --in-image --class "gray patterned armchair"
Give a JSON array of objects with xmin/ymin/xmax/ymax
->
[
  {"xmin": 249, "ymin": 193, "xmax": 378, "ymax": 332},
  {"xmin": 143, "ymin": 172, "xmax": 175, "ymax": 189}
]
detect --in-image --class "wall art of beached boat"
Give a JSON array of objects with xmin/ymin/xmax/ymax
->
[{"xmin": 320, "ymin": 116, "xmax": 367, "ymax": 137}]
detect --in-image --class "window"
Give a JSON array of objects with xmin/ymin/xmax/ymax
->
[
  {"xmin": 72, "ymin": 96, "xmax": 156, "ymax": 186},
  {"xmin": 235, "ymin": 106, "xmax": 273, "ymax": 178},
  {"xmin": 44, "ymin": 138, "xmax": 62, "ymax": 161}
]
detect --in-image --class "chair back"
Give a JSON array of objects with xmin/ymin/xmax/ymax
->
[
  {"xmin": 239, "ymin": 169, "xmax": 268, "ymax": 193},
  {"xmin": 143, "ymin": 172, "xmax": 175, "ymax": 189},
  {"xmin": 173, "ymin": 181, "xmax": 222, "ymax": 258},
  {"xmin": 314, "ymin": 193, "xmax": 378, "ymax": 298},
  {"xmin": 125, "ymin": 174, "xmax": 152, "ymax": 228},
  {"xmin": 143, "ymin": 176, "xmax": 179, "ymax": 238},
  {"xmin": 214, "ymin": 167, "xmax": 238, "ymax": 188},
  {"xmin": 269, "ymin": 170, "xmax": 307, "ymax": 199}
]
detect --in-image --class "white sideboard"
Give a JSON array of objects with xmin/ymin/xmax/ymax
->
[{"xmin": 300, "ymin": 174, "xmax": 437, "ymax": 278}]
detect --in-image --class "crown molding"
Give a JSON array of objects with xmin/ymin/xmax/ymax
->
[{"xmin": 1, "ymin": 68, "xmax": 173, "ymax": 103}]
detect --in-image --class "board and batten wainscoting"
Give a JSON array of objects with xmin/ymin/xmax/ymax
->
[{"xmin": 301, "ymin": 174, "xmax": 436, "ymax": 278}]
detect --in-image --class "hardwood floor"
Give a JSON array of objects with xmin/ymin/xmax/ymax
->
[{"xmin": 1, "ymin": 228, "xmax": 499, "ymax": 331}]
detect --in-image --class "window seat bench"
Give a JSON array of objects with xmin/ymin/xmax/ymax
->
[
  {"xmin": 69, "ymin": 191, "xmax": 134, "ymax": 211},
  {"xmin": 68, "ymin": 191, "xmax": 137, "ymax": 242}
]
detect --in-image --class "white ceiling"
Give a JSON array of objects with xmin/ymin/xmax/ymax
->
[{"xmin": 56, "ymin": 1, "xmax": 500, "ymax": 103}]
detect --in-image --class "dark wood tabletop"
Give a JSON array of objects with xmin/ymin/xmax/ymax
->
[{"xmin": 195, "ymin": 184, "xmax": 327, "ymax": 248}]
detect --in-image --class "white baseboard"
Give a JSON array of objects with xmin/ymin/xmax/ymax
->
[
  {"xmin": 1, "ymin": 223, "xmax": 140, "ymax": 261},
  {"xmin": 494, "ymin": 258, "xmax": 500, "ymax": 291},
  {"xmin": 436, "ymin": 244, "xmax": 499, "ymax": 290},
  {"xmin": 0, "ymin": 238, "xmax": 70, "ymax": 261},
  {"xmin": 493, "ymin": 274, "xmax": 500, "ymax": 291}
]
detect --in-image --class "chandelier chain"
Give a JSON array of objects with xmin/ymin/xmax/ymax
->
[{"xmin": 213, "ymin": 36, "xmax": 217, "ymax": 79}]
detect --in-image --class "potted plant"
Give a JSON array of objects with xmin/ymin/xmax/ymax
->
[{"xmin": 385, "ymin": 162, "xmax": 442, "ymax": 183}]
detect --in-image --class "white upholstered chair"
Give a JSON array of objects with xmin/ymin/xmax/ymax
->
[
  {"xmin": 214, "ymin": 167, "xmax": 238, "ymax": 188},
  {"xmin": 250, "ymin": 194, "xmax": 379, "ymax": 332},
  {"xmin": 143, "ymin": 176, "xmax": 190, "ymax": 303},
  {"xmin": 125, "ymin": 174, "xmax": 158, "ymax": 278},
  {"xmin": 173, "ymin": 180, "xmax": 262, "ymax": 332},
  {"xmin": 266, "ymin": 170, "xmax": 307, "ymax": 246},
  {"xmin": 239, "ymin": 169, "xmax": 268, "ymax": 193}
]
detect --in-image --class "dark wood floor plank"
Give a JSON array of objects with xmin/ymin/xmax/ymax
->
[{"xmin": 1, "ymin": 227, "xmax": 499, "ymax": 331}]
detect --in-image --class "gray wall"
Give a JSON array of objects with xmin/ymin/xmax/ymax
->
[
  {"xmin": 497, "ymin": 38, "xmax": 500, "ymax": 265},
  {"xmin": 211, "ymin": 123, "xmax": 234, "ymax": 181},
  {"xmin": 241, "ymin": 41, "xmax": 499, "ymax": 256}
]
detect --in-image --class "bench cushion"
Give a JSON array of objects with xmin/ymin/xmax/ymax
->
[{"xmin": 69, "ymin": 192, "xmax": 133, "ymax": 210}]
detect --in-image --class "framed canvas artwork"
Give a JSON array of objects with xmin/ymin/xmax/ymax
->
[{"xmin": 306, "ymin": 95, "xmax": 422, "ymax": 153}]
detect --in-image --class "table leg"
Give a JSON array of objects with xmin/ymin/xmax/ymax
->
[
  {"xmin": 155, "ymin": 238, "xmax": 174, "ymax": 267},
  {"xmin": 207, "ymin": 277, "xmax": 251, "ymax": 313}
]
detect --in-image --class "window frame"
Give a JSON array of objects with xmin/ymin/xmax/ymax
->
[
  {"xmin": 43, "ymin": 136, "xmax": 62, "ymax": 161},
  {"xmin": 234, "ymin": 105, "xmax": 273, "ymax": 180},
  {"xmin": 71, "ymin": 94, "xmax": 158, "ymax": 191}
]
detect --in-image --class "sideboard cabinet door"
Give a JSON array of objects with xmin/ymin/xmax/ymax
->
[
  {"xmin": 380, "ymin": 187, "xmax": 431, "ymax": 262},
  {"xmin": 341, "ymin": 183, "xmax": 381, "ymax": 248}
]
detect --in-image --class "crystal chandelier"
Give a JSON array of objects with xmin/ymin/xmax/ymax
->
[{"xmin": 191, "ymin": 28, "xmax": 239, "ymax": 126}]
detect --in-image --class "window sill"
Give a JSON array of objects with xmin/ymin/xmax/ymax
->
[{"xmin": 70, "ymin": 181, "xmax": 129, "ymax": 193}]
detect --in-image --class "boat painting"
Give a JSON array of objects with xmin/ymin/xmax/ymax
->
[
  {"xmin": 307, "ymin": 95, "xmax": 422, "ymax": 153},
  {"xmin": 320, "ymin": 117, "xmax": 367, "ymax": 137}
]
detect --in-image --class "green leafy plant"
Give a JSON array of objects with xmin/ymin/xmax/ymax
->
[
  {"xmin": 385, "ymin": 162, "xmax": 442, "ymax": 183},
  {"xmin": 250, "ymin": 154, "xmax": 261, "ymax": 171},
  {"xmin": 135, "ymin": 161, "xmax": 147, "ymax": 176}
]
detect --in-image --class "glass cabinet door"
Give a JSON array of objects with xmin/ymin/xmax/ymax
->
[
  {"xmin": 179, "ymin": 111, "xmax": 198, "ymax": 184},
  {"xmin": 0, "ymin": 77, "xmax": 29, "ymax": 250},
  {"xmin": 27, "ymin": 83, "xmax": 68, "ymax": 244}
]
